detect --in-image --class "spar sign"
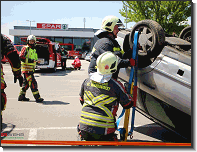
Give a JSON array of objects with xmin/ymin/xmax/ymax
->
[{"xmin": 37, "ymin": 23, "xmax": 68, "ymax": 30}]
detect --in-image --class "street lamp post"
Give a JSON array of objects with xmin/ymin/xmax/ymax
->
[
  {"xmin": 26, "ymin": 20, "xmax": 35, "ymax": 35},
  {"xmin": 84, "ymin": 18, "xmax": 86, "ymax": 28},
  {"xmin": 125, "ymin": 5, "xmax": 127, "ymax": 29}
]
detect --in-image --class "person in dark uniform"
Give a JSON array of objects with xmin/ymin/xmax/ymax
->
[
  {"xmin": 88, "ymin": 15, "xmax": 135, "ymax": 80},
  {"xmin": 78, "ymin": 51, "xmax": 134, "ymax": 141},
  {"xmin": 1, "ymin": 34, "xmax": 23, "ymax": 130}
]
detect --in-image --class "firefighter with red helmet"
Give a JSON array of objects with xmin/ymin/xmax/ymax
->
[
  {"xmin": 1, "ymin": 34, "xmax": 23, "ymax": 130},
  {"xmin": 72, "ymin": 56, "xmax": 81, "ymax": 70},
  {"xmin": 18, "ymin": 35, "xmax": 44, "ymax": 102},
  {"xmin": 78, "ymin": 52, "xmax": 134, "ymax": 141}
]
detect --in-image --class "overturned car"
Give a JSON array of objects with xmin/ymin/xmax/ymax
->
[{"xmin": 116, "ymin": 20, "xmax": 191, "ymax": 139}]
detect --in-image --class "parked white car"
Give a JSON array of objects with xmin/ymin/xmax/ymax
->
[{"xmin": 85, "ymin": 52, "xmax": 92, "ymax": 62}]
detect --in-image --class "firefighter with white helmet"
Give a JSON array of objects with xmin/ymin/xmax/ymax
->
[
  {"xmin": 89, "ymin": 15, "xmax": 135, "ymax": 80},
  {"xmin": 78, "ymin": 52, "xmax": 134, "ymax": 141},
  {"xmin": 18, "ymin": 35, "xmax": 44, "ymax": 102}
]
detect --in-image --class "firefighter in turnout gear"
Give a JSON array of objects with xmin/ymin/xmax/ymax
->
[
  {"xmin": 88, "ymin": 15, "xmax": 136, "ymax": 80},
  {"xmin": 72, "ymin": 56, "xmax": 81, "ymax": 70},
  {"xmin": 18, "ymin": 35, "xmax": 44, "ymax": 102},
  {"xmin": 78, "ymin": 52, "xmax": 134, "ymax": 141},
  {"xmin": 1, "ymin": 34, "xmax": 23, "ymax": 131}
]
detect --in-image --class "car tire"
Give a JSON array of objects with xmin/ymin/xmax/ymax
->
[
  {"xmin": 179, "ymin": 26, "xmax": 191, "ymax": 43},
  {"xmin": 128, "ymin": 20, "xmax": 165, "ymax": 68},
  {"xmin": 50, "ymin": 66, "xmax": 56, "ymax": 73}
]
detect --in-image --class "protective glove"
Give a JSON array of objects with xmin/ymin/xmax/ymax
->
[
  {"xmin": 28, "ymin": 59, "xmax": 35, "ymax": 63},
  {"xmin": 14, "ymin": 75, "xmax": 23, "ymax": 87},
  {"xmin": 129, "ymin": 58, "xmax": 136, "ymax": 67}
]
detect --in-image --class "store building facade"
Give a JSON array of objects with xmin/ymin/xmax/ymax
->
[{"xmin": 9, "ymin": 23, "xmax": 99, "ymax": 52}]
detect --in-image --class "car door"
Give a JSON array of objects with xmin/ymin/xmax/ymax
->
[{"xmin": 136, "ymin": 45, "xmax": 191, "ymax": 136}]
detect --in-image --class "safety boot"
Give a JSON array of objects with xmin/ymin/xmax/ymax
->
[
  {"xmin": 36, "ymin": 97, "xmax": 44, "ymax": 103},
  {"xmin": 18, "ymin": 96, "xmax": 30, "ymax": 101},
  {"xmin": 18, "ymin": 89, "xmax": 29, "ymax": 101}
]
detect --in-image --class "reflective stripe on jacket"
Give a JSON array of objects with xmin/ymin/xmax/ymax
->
[
  {"xmin": 1, "ymin": 65, "xmax": 6, "ymax": 89},
  {"xmin": 21, "ymin": 46, "xmax": 38, "ymax": 72},
  {"xmin": 113, "ymin": 47, "xmax": 124, "ymax": 55},
  {"xmin": 79, "ymin": 78, "xmax": 133, "ymax": 135}
]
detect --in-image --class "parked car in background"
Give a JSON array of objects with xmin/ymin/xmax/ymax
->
[
  {"xmin": 81, "ymin": 51, "xmax": 89, "ymax": 59},
  {"xmin": 21, "ymin": 37, "xmax": 67, "ymax": 72},
  {"xmin": 85, "ymin": 52, "xmax": 92, "ymax": 62},
  {"xmin": 116, "ymin": 20, "xmax": 191, "ymax": 140}
]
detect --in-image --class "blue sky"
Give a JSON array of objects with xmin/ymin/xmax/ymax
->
[
  {"xmin": 1, "ymin": 1, "xmax": 192, "ymax": 42},
  {"xmin": 1, "ymin": 1, "xmax": 136, "ymax": 41}
]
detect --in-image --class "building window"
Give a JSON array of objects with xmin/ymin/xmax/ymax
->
[
  {"xmin": 82, "ymin": 38, "xmax": 91, "ymax": 52},
  {"xmin": 73, "ymin": 38, "xmax": 82, "ymax": 49},
  {"xmin": 17, "ymin": 36, "xmax": 26, "ymax": 45},
  {"xmin": 14, "ymin": 36, "xmax": 21, "ymax": 44},
  {"xmin": 55, "ymin": 37, "xmax": 63, "ymax": 43},
  {"xmin": 45, "ymin": 37, "xmax": 55, "ymax": 42},
  {"xmin": 63, "ymin": 38, "xmax": 73, "ymax": 44}
]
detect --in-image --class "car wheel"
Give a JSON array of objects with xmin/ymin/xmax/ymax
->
[
  {"xmin": 128, "ymin": 20, "xmax": 165, "ymax": 68},
  {"xmin": 53, "ymin": 67, "xmax": 57, "ymax": 72},
  {"xmin": 50, "ymin": 67, "xmax": 56, "ymax": 72},
  {"xmin": 179, "ymin": 26, "xmax": 191, "ymax": 43}
]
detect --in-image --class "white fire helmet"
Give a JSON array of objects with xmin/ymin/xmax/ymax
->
[
  {"xmin": 96, "ymin": 51, "xmax": 118, "ymax": 75},
  {"xmin": 89, "ymin": 51, "xmax": 119, "ymax": 83},
  {"xmin": 27, "ymin": 35, "xmax": 36, "ymax": 42},
  {"xmin": 101, "ymin": 15, "xmax": 124, "ymax": 32}
]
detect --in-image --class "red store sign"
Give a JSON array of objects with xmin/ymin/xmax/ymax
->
[{"xmin": 37, "ymin": 23, "xmax": 61, "ymax": 29}]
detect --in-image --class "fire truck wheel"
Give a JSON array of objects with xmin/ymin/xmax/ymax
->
[
  {"xmin": 50, "ymin": 67, "xmax": 56, "ymax": 73},
  {"xmin": 128, "ymin": 20, "xmax": 165, "ymax": 68}
]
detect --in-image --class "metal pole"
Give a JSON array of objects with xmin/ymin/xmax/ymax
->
[
  {"xmin": 30, "ymin": 21, "xmax": 31, "ymax": 35},
  {"xmin": 84, "ymin": 18, "xmax": 85, "ymax": 28},
  {"xmin": 126, "ymin": 6, "xmax": 127, "ymax": 29},
  {"xmin": 26, "ymin": 20, "xmax": 35, "ymax": 35}
]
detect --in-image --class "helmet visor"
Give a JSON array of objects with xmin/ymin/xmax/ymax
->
[{"xmin": 116, "ymin": 19, "xmax": 125, "ymax": 27}]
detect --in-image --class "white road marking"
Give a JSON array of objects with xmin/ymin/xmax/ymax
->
[
  {"xmin": 5, "ymin": 126, "xmax": 77, "ymax": 130},
  {"xmin": 3, "ymin": 126, "xmax": 139, "ymax": 131},
  {"xmin": 27, "ymin": 128, "xmax": 37, "ymax": 146},
  {"xmin": 28, "ymin": 128, "xmax": 37, "ymax": 140}
]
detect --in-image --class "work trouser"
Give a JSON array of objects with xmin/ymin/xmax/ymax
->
[
  {"xmin": 78, "ymin": 127, "xmax": 118, "ymax": 141},
  {"xmin": 19, "ymin": 73, "xmax": 41, "ymax": 100},
  {"xmin": 1, "ymin": 90, "xmax": 7, "ymax": 112},
  {"xmin": 72, "ymin": 63, "xmax": 81, "ymax": 68},
  {"xmin": 1, "ymin": 89, "xmax": 7, "ymax": 130}
]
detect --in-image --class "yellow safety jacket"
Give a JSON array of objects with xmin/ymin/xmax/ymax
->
[{"xmin": 21, "ymin": 46, "xmax": 38, "ymax": 73}]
